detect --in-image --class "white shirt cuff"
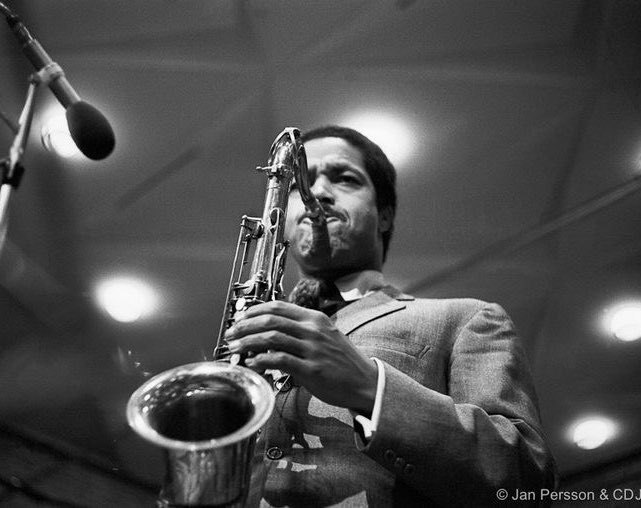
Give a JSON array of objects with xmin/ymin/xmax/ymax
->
[{"xmin": 351, "ymin": 357, "xmax": 385, "ymax": 449}]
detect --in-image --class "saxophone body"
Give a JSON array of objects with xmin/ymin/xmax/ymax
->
[
  {"xmin": 214, "ymin": 127, "xmax": 326, "ymax": 362},
  {"xmin": 127, "ymin": 128, "xmax": 326, "ymax": 507}
]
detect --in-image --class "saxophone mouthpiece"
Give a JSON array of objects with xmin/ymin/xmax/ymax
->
[
  {"xmin": 309, "ymin": 212, "xmax": 331, "ymax": 259},
  {"xmin": 288, "ymin": 129, "xmax": 332, "ymax": 259}
]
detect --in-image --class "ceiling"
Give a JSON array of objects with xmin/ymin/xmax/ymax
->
[{"xmin": 1, "ymin": 0, "xmax": 640, "ymax": 490}]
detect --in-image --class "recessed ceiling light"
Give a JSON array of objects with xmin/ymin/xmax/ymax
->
[
  {"xmin": 572, "ymin": 418, "xmax": 615, "ymax": 450},
  {"xmin": 342, "ymin": 111, "xmax": 413, "ymax": 167},
  {"xmin": 41, "ymin": 113, "xmax": 80, "ymax": 158},
  {"xmin": 608, "ymin": 303, "xmax": 641, "ymax": 342},
  {"xmin": 96, "ymin": 277, "xmax": 157, "ymax": 323}
]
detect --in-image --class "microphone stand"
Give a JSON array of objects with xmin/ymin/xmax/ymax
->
[{"xmin": 0, "ymin": 75, "xmax": 39, "ymax": 252}]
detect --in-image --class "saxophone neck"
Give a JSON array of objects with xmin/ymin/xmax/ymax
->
[
  {"xmin": 270, "ymin": 127, "xmax": 326, "ymax": 224},
  {"xmin": 273, "ymin": 128, "xmax": 330, "ymax": 258}
]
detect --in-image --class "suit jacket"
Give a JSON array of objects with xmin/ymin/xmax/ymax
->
[{"xmin": 259, "ymin": 286, "xmax": 556, "ymax": 507}]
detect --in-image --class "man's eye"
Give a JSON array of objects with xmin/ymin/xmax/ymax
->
[{"xmin": 339, "ymin": 174, "xmax": 359, "ymax": 184}]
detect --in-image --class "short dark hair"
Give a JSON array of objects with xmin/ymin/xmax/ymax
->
[{"xmin": 301, "ymin": 125, "xmax": 397, "ymax": 261}]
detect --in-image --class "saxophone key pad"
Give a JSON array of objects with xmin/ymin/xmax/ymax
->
[{"xmin": 235, "ymin": 297, "xmax": 247, "ymax": 311}]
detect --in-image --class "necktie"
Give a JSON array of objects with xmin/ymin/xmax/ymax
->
[
  {"xmin": 289, "ymin": 278, "xmax": 348, "ymax": 316},
  {"xmin": 318, "ymin": 280, "xmax": 347, "ymax": 316}
]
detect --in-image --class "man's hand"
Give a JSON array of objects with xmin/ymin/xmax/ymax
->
[{"xmin": 224, "ymin": 301, "xmax": 378, "ymax": 416}]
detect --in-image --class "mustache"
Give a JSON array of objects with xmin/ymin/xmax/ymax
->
[{"xmin": 297, "ymin": 206, "xmax": 346, "ymax": 224}]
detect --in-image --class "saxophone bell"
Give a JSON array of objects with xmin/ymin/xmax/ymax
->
[{"xmin": 127, "ymin": 362, "xmax": 274, "ymax": 507}]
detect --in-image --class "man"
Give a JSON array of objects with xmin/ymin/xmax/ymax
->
[{"xmin": 225, "ymin": 126, "xmax": 556, "ymax": 506}]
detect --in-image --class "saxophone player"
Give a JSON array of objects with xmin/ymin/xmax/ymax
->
[{"xmin": 224, "ymin": 126, "xmax": 557, "ymax": 507}]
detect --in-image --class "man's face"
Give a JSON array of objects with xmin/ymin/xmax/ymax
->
[{"xmin": 285, "ymin": 136, "xmax": 384, "ymax": 278}]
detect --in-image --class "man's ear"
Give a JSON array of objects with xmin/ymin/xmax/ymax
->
[{"xmin": 378, "ymin": 206, "xmax": 394, "ymax": 234}]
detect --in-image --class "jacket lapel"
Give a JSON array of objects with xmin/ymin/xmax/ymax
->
[{"xmin": 335, "ymin": 285, "xmax": 414, "ymax": 335}]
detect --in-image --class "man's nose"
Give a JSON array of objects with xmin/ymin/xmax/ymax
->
[{"xmin": 311, "ymin": 175, "xmax": 334, "ymax": 204}]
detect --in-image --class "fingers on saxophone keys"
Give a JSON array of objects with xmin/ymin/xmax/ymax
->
[
  {"xmin": 228, "ymin": 331, "xmax": 304, "ymax": 357},
  {"xmin": 227, "ymin": 340, "xmax": 242, "ymax": 353},
  {"xmin": 246, "ymin": 351, "xmax": 298, "ymax": 373},
  {"xmin": 224, "ymin": 318, "xmax": 246, "ymax": 340},
  {"xmin": 214, "ymin": 346, "xmax": 233, "ymax": 360}
]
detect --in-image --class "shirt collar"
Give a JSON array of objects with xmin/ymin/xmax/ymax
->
[{"xmin": 334, "ymin": 270, "xmax": 386, "ymax": 302}]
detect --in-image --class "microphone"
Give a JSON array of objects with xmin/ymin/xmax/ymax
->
[{"xmin": 4, "ymin": 13, "xmax": 115, "ymax": 160}]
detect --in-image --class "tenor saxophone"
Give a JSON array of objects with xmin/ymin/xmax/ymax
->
[{"xmin": 127, "ymin": 128, "xmax": 327, "ymax": 507}]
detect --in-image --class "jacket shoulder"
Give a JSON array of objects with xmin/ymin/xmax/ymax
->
[{"xmin": 390, "ymin": 288, "xmax": 501, "ymax": 321}]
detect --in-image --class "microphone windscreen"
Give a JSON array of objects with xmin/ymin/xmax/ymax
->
[{"xmin": 66, "ymin": 101, "xmax": 115, "ymax": 160}]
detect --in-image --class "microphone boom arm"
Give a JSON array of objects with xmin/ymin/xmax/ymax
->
[
  {"xmin": 0, "ymin": 76, "xmax": 39, "ymax": 251},
  {"xmin": 0, "ymin": 43, "xmax": 76, "ymax": 248}
]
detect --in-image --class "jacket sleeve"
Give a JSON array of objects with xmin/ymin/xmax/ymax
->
[{"xmin": 362, "ymin": 302, "xmax": 557, "ymax": 507}]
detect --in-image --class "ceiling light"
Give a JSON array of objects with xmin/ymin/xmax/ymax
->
[
  {"xmin": 608, "ymin": 303, "xmax": 641, "ymax": 341},
  {"xmin": 96, "ymin": 277, "xmax": 157, "ymax": 323},
  {"xmin": 572, "ymin": 418, "xmax": 615, "ymax": 450},
  {"xmin": 342, "ymin": 111, "xmax": 413, "ymax": 167},
  {"xmin": 41, "ymin": 113, "xmax": 80, "ymax": 158}
]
